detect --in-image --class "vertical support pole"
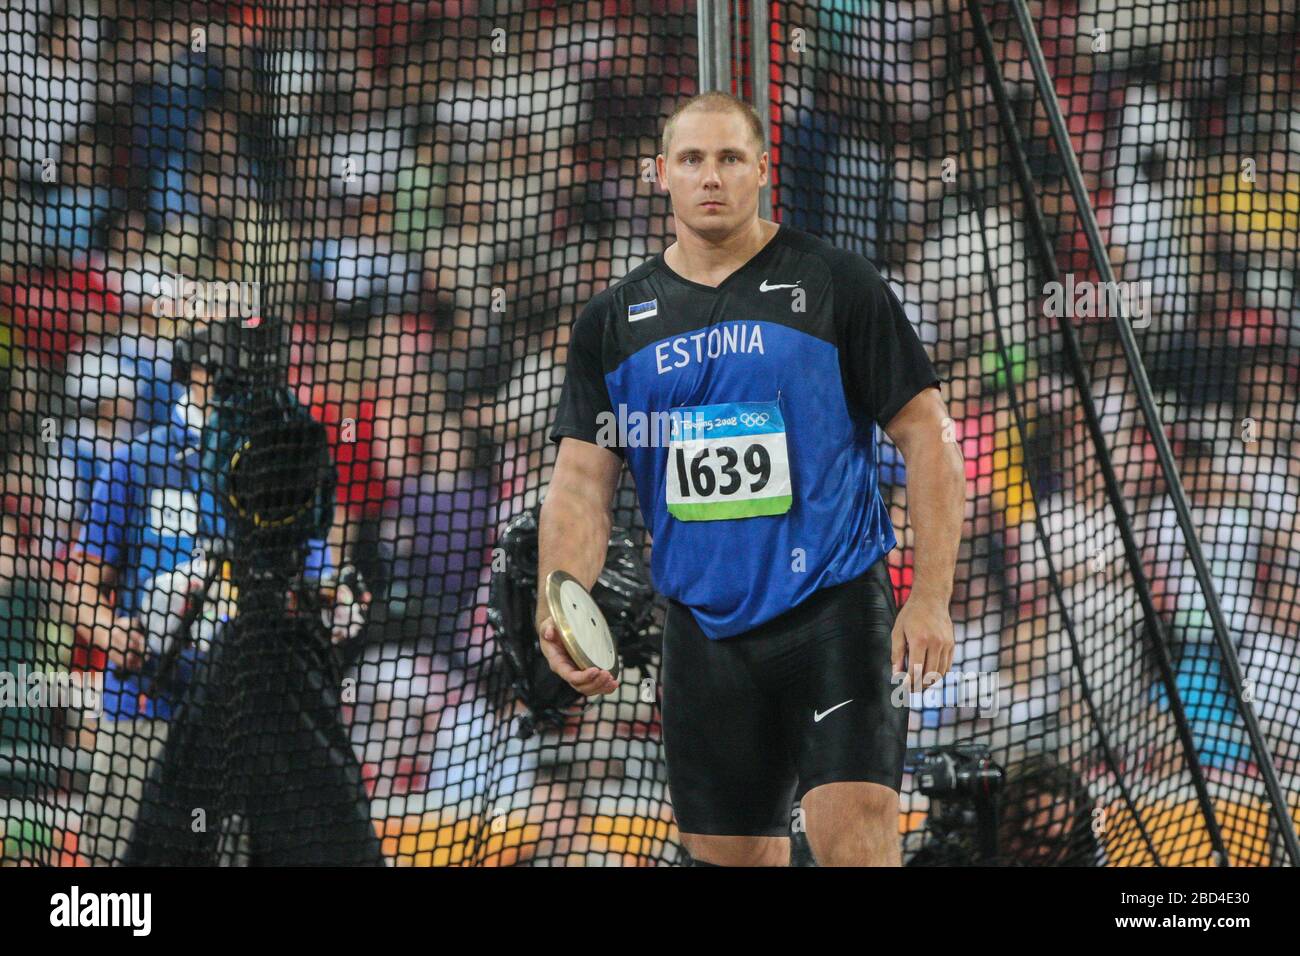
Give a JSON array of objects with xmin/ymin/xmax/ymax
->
[
  {"xmin": 697, "ymin": 0, "xmax": 734, "ymax": 94},
  {"xmin": 750, "ymin": 0, "xmax": 773, "ymax": 219}
]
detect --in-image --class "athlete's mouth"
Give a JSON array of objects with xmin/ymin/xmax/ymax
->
[{"xmin": 700, "ymin": 201, "xmax": 724, "ymax": 208}]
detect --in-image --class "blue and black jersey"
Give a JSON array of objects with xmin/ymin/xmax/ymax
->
[{"xmin": 549, "ymin": 224, "xmax": 939, "ymax": 638}]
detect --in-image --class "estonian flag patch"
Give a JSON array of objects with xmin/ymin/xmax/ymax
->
[{"xmin": 628, "ymin": 298, "xmax": 658, "ymax": 322}]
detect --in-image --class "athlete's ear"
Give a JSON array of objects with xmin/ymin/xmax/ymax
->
[{"xmin": 655, "ymin": 153, "xmax": 668, "ymax": 191}]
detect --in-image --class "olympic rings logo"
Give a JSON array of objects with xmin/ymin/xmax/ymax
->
[{"xmin": 739, "ymin": 412, "xmax": 770, "ymax": 427}]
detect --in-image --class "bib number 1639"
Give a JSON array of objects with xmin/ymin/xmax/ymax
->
[
  {"xmin": 665, "ymin": 400, "xmax": 792, "ymax": 521},
  {"xmin": 672, "ymin": 443, "xmax": 771, "ymax": 497}
]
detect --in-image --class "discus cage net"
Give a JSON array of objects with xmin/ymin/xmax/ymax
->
[{"xmin": 0, "ymin": 0, "xmax": 1296, "ymax": 866}]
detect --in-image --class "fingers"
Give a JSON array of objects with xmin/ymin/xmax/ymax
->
[
  {"xmin": 931, "ymin": 614, "xmax": 955, "ymax": 682},
  {"xmin": 909, "ymin": 642, "xmax": 928, "ymax": 695},
  {"xmin": 899, "ymin": 639, "xmax": 951, "ymax": 691},
  {"xmin": 571, "ymin": 667, "xmax": 618, "ymax": 696},
  {"xmin": 537, "ymin": 621, "xmax": 581, "ymax": 681},
  {"xmin": 913, "ymin": 635, "xmax": 954, "ymax": 691},
  {"xmin": 937, "ymin": 640, "xmax": 954, "ymax": 679},
  {"xmin": 921, "ymin": 633, "xmax": 944, "ymax": 690},
  {"xmin": 895, "ymin": 612, "xmax": 955, "ymax": 693},
  {"xmin": 538, "ymin": 620, "xmax": 617, "ymax": 696},
  {"xmin": 890, "ymin": 621, "xmax": 906, "ymax": 677}
]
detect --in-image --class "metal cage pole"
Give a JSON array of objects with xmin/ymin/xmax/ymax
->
[
  {"xmin": 698, "ymin": 0, "xmax": 773, "ymax": 219},
  {"xmin": 697, "ymin": 0, "xmax": 734, "ymax": 94},
  {"xmin": 750, "ymin": 0, "xmax": 773, "ymax": 219}
]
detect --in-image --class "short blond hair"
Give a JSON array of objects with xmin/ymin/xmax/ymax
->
[{"xmin": 661, "ymin": 91, "xmax": 765, "ymax": 157}]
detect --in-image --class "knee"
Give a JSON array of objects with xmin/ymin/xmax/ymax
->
[
  {"xmin": 806, "ymin": 817, "xmax": 899, "ymax": 867},
  {"xmin": 681, "ymin": 833, "xmax": 790, "ymax": 867},
  {"xmin": 802, "ymin": 784, "xmax": 900, "ymax": 865}
]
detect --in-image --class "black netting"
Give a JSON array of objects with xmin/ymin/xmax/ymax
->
[
  {"xmin": 0, "ymin": 0, "xmax": 1295, "ymax": 867},
  {"xmin": 773, "ymin": 0, "xmax": 1298, "ymax": 865}
]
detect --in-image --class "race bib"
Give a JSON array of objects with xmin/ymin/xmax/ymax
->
[{"xmin": 666, "ymin": 399, "xmax": 792, "ymax": 521}]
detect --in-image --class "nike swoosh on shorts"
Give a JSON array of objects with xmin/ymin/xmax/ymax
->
[{"xmin": 813, "ymin": 699, "xmax": 853, "ymax": 722}]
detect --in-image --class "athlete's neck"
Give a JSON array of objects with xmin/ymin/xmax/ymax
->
[{"xmin": 663, "ymin": 218, "xmax": 779, "ymax": 288}]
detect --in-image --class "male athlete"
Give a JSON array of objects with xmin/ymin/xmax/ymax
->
[{"xmin": 536, "ymin": 92, "xmax": 965, "ymax": 866}]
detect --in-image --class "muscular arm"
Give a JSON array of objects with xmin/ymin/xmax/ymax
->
[
  {"xmin": 883, "ymin": 387, "xmax": 966, "ymax": 689},
  {"xmin": 534, "ymin": 437, "xmax": 624, "ymax": 695}
]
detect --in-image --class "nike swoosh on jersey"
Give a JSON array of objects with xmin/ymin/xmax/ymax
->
[
  {"xmin": 759, "ymin": 279, "xmax": 800, "ymax": 292},
  {"xmin": 813, "ymin": 699, "xmax": 853, "ymax": 722}
]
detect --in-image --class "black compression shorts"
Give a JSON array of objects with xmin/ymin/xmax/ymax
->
[{"xmin": 661, "ymin": 557, "xmax": 908, "ymax": 838}]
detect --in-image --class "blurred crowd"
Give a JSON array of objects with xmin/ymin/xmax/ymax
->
[{"xmin": 0, "ymin": 0, "xmax": 1296, "ymax": 865}]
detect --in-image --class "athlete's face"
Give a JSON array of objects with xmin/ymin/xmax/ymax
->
[{"xmin": 658, "ymin": 109, "xmax": 767, "ymax": 238}]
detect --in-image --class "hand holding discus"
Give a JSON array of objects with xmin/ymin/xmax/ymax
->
[{"xmin": 537, "ymin": 570, "xmax": 620, "ymax": 696}]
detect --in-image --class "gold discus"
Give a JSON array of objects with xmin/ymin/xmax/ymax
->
[{"xmin": 545, "ymin": 570, "xmax": 620, "ymax": 679}]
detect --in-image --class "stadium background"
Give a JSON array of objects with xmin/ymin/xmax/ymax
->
[{"xmin": 0, "ymin": 0, "xmax": 1297, "ymax": 865}]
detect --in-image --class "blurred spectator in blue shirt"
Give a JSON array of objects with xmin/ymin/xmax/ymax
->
[
  {"xmin": 131, "ymin": 51, "xmax": 222, "ymax": 233},
  {"xmin": 46, "ymin": 350, "xmax": 139, "ymax": 558}
]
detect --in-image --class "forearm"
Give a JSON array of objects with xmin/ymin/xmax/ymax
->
[
  {"xmin": 901, "ymin": 438, "xmax": 965, "ymax": 606},
  {"xmin": 535, "ymin": 486, "xmax": 611, "ymax": 630}
]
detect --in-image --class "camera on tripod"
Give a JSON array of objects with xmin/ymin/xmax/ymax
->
[
  {"xmin": 174, "ymin": 319, "xmax": 335, "ymax": 582},
  {"xmin": 140, "ymin": 319, "xmax": 353, "ymax": 694},
  {"xmin": 906, "ymin": 743, "xmax": 1005, "ymax": 866},
  {"xmin": 913, "ymin": 743, "xmax": 1003, "ymax": 801}
]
